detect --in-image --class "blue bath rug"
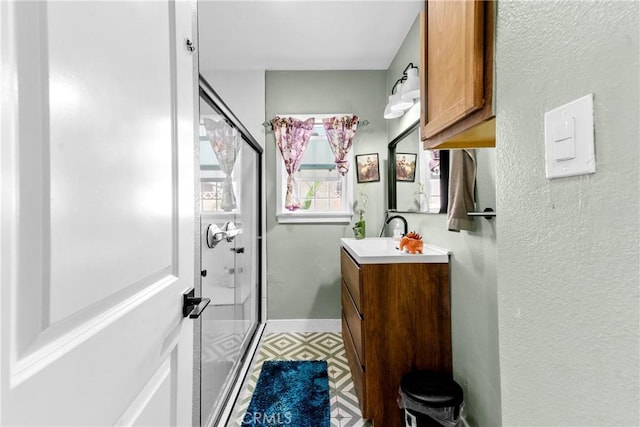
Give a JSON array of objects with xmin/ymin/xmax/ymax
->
[{"xmin": 241, "ymin": 360, "xmax": 330, "ymax": 427}]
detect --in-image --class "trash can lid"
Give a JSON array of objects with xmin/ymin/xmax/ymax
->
[{"xmin": 400, "ymin": 370, "xmax": 463, "ymax": 408}]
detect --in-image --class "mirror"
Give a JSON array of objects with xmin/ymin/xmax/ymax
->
[{"xmin": 387, "ymin": 120, "xmax": 449, "ymax": 213}]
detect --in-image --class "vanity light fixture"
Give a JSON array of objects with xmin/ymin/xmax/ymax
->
[
  {"xmin": 385, "ymin": 77, "xmax": 413, "ymax": 118},
  {"xmin": 384, "ymin": 94, "xmax": 404, "ymax": 119},
  {"xmin": 390, "ymin": 80, "xmax": 414, "ymax": 112},
  {"xmin": 401, "ymin": 63, "xmax": 420, "ymax": 101},
  {"xmin": 384, "ymin": 63, "xmax": 421, "ymax": 119}
]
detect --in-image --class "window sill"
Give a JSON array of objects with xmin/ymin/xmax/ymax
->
[{"xmin": 276, "ymin": 211, "xmax": 353, "ymax": 224}]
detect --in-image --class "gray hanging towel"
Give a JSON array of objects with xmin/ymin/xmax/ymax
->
[{"xmin": 447, "ymin": 149, "xmax": 476, "ymax": 232}]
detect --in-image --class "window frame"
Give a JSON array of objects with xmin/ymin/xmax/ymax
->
[{"xmin": 275, "ymin": 113, "xmax": 354, "ymax": 224}]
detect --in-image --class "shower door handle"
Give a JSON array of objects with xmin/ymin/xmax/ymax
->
[
  {"xmin": 182, "ymin": 288, "xmax": 211, "ymax": 319},
  {"xmin": 223, "ymin": 221, "xmax": 242, "ymax": 242},
  {"xmin": 206, "ymin": 223, "xmax": 243, "ymax": 248},
  {"xmin": 206, "ymin": 224, "xmax": 227, "ymax": 248}
]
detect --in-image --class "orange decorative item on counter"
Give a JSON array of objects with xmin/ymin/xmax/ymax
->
[{"xmin": 399, "ymin": 231, "xmax": 424, "ymax": 254}]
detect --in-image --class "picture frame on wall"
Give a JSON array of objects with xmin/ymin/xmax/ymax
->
[
  {"xmin": 396, "ymin": 152, "xmax": 417, "ymax": 182},
  {"xmin": 355, "ymin": 153, "xmax": 380, "ymax": 183}
]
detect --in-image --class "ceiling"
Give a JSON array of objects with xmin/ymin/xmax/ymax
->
[{"xmin": 197, "ymin": 1, "xmax": 424, "ymax": 71}]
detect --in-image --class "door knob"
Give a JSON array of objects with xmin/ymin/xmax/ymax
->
[{"xmin": 182, "ymin": 288, "xmax": 211, "ymax": 319}]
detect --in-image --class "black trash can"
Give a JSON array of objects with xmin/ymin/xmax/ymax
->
[{"xmin": 398, "ymin": 370, "xmax": 464, "ymax": 427}]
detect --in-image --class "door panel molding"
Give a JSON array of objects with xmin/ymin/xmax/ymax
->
[
  {"xmin": 10, "ymin": 273, "xmax": 177, "ymax": 387},
  {"xmin": 115, "ymin": 353, "xmax": 174, "ymax": 427}
]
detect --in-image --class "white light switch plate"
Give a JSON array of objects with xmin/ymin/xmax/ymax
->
[{"xmin": 544, "ymin": 94, "xmax": 596, "ymax": 179}]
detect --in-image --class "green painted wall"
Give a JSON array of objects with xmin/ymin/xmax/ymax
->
[
  {"xmin": 387, "ymin": 14, "xmax": 422, "ymax": 142},
  {"xmin": 496, "ymin": 1, "xmax": 639, "ymax": 425},
  {"xmin": 265, "ymin": 71, "xmax": 388, "ymax": 319},
  {"xmin": 409, "ymin": 153, "xmax": 499, "ymax": 427},
  {"xmin": 386, "ymin": 13, "xmax": 501, "ymax": 427},
  {"xmin": 264, "ymin": 4, "xmax": 639, "ymax": 424}
]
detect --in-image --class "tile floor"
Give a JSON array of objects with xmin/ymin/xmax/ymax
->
[{"xmin": 228, "ymin": 332, "xmax": 372, "ymax": 427}]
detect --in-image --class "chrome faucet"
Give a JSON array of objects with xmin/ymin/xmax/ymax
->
[{"xmin": 378, "ymin": 213, "xmax": 408, "ymax": 237}]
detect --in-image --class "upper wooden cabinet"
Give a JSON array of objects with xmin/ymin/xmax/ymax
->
[{"xmin": 420, "ymin": 0, "xmax": 496, "ymax": 149}]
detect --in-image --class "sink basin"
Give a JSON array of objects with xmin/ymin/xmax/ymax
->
[{"xmin": 340, "ymin": 237, "xmax": 450, "ymax": 264}]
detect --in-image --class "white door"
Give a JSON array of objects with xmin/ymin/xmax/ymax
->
[{"xmin": 0, "ymin": 1, "xmax": 197, "ymax": 425}]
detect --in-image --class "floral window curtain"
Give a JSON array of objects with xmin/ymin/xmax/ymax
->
[
  {"xmin": 202, "ymin": 117, "xmax": 242, "ymax": 211},
  {"xmin": 322, "ymin": 115, "xmax": 359, "ymax": 175},
  {"xmin": 272, "ymin": 116, "xmax": 315, "ymax": 211}
]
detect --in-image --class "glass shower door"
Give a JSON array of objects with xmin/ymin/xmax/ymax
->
[
  {"xmin": 198, "ymin": 83, "xmax": 261, "ymax": 426},
  {"xmin": 232, "ymin": 144, "xmax": 260, "ymax": 354}
]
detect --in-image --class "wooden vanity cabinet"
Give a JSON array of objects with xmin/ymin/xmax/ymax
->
[
  {"xmin": 420, "ymin": 0, "xmax": 496, "ymax": 149},
  {"xmin": 340, "ymin": 248, "xmax": 452, "ymax": 426}
]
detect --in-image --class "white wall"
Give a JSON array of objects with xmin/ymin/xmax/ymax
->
[
  {"xmin": 496, "ymin": 1, "xmax": 639, "ymax": 425},
  {"xmin": 199, "ymin": 70, "xmax": 266, "ymax": 148}
]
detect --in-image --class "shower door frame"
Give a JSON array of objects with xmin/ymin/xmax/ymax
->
[{"xmin": 195, "ymin": 75, "xmax": 264, "ymax": 427}]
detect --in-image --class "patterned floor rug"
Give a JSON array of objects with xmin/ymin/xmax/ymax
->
[{"xmin": 230, "ymin": 332, "xmax": 370, "ymax": 426}]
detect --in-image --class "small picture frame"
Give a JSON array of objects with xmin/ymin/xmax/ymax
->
[
  {"xmin": 355, "ymin": 153, "xmax": 380, "ymax": 183},
  {"xmin": 396, "ymin": 152, "xmax": 417, "ymax": 182}
]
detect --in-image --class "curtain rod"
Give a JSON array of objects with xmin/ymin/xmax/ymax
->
[{"xmin": 262, "ymin": 118, "xmax": 370, "ymax": 131}]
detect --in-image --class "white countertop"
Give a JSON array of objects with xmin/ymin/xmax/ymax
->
[{"xmin": 340, "ymin": 237, "xmax": 450, "ymax": 264}]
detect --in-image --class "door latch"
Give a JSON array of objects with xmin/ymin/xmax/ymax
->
[
  {"xmin": 186, "ymin": 38, "xmax": 196, "ymax": 53},
  {"xmin": 182, "ymin": 288, "xmax": 211, "ymax": 319}
]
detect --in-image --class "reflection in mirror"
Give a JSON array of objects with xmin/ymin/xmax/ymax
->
[
  {"xmin": 199, "ymin": 99, "xmax": 242, "ymax": 213},
  {"xmin": 388, "ymin": 120, "xmax": 449, "ymax": 213}
]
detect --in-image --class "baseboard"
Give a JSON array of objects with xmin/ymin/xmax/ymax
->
[{"xmin": 265, "ymin": 318, "xmax": 341, "ymax": 334}]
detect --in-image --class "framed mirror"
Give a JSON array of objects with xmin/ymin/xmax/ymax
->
[{"xmin": 387, "ymin": 119, "xmax": 449, "ymax": 213}]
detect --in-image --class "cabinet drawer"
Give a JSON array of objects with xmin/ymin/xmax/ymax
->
[
  {"xmin": 340, "ymin": 248, "xmax": 362, "ymax": 313},
  {"xmin": 342, "ymin": 314, "xmax": 366, "ymax": 416},
  {"xmin": 341, "ymin": 281, "xmax": 364, "ymax": 364}
]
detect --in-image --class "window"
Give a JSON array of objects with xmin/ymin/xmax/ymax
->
[
  {"xmin": 199, "ymin": 114, "xmax": 241, "ymax": 214},
  {"xmin": 276, "ymin": 114, "xmax": 354, "ymax": 224},
  {"xmin": 200, "ymin": 119, "xmax": 226, "ymax": 212},
  {"xmin": 419, "ymin": 149, "xmax": 444, "ymax": 213}
]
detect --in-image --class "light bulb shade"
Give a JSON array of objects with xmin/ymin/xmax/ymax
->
[
  {"xmin": 384, "ymin": 95, "xmax": 404, "ymax": 119},
  {"xmin": 401, "ymin": 68, "xmax": 420, "ymax": 100},
  {"xmin": 390, "ymin": 82, "xmax": 414, "ymax": 111}
]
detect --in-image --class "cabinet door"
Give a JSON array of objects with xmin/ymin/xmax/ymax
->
[{"xmin": 423, "ymin": 0, "xmax": 484, "ymax": 139}]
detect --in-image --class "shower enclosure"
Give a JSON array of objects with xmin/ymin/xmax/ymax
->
[{"xmin": 196, "ymin": 77, "xmax": 263, "ymax": 426}]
